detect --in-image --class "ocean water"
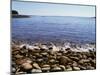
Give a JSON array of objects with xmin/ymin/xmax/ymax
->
[{"xmin": 12, "ymin": 16, "xmax": 96, "ymax": 44}]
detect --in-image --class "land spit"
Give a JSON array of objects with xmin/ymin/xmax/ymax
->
[{"xmin": 11, "ymin": 42, "xmax": 96, "ymax": 75}]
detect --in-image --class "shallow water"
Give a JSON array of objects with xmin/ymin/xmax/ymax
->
[{"xmin": 12, "ymin": 16, "xmax": 96, "ymax": 44}]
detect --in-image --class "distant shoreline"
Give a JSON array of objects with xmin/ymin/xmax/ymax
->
[{"xmin": 12, "ymin": 15, "xmax": 30, "ymax": 18}]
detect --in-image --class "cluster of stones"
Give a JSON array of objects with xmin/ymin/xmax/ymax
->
[{"xmin": 12, "ymin": 43, "xmax": 96, "ymax": 75}]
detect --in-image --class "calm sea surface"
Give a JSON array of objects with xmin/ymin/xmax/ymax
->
[{"xmin": 12, "ymin": 16, "xmax": 96, "ymax": 44}]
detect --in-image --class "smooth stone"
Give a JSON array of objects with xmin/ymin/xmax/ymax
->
[
  {"xmin": 37, "ymin": 59, "xmax": 43, "ymax": 62},
  {"xmin": 41, "ymin": 52, "xmax": 48, "ymax": 56},
  {"xmin": 59, "ymin": 65, "xmax": 66, "ymax": 70},
  {"xmin": 60, "ymin": 56, "xmax": 72, "ymax": 65},
  {"xmin": 15, "ymin": 54, "xmax": 23, "ymax": 59},
  {"xmin": 31, "ymin": 69, "xmax": 42, "ymax": 73},
  {"xmin": 73, "ymin": 67, "xmax": 80, "ymax": 71},
  {"xmin": 78, "ymin": 59, "xmax": 90, "ymax": 64},
  {"xmin": 12, "ymin": 68, "xmax": 16, "ymax": 73},
  {"xmin": 66, "ymin": 67, "xmax": 72, "ymax": 71},
  {"xmin": 70, "ymin": 57, "xmax": 79, "ymax": 61},
  {"xmin": 57, "ymin": 53, "xmax": 62, "ymax": 56},
  {"xmin": 40, "ymin": 45, "xmax": 48, "ymax": 50},
  {"xmin": 22, "ymin": 63, "xmax": 32, "ymax": 70},
  {"xmin": 72, "ymin": 61, "xmax": 78, "ymax": 67},
  {"xmin": 33, "ymin": 46, "xmax": 40, "ymax": 50},
  {"xmin": 42, "ymin": 67, "xmax": 50, "ymax": 72},
  {"xmin": 86, "ymin": 66, "xmax": 95, "ymax": 70},
  {"xmin": 49, "ymin": 59, "xmax": 56, "ymax": 63},
  {"xmin": 33, "ymin": 63, "xmax": 41, "ymax": 69},
  {"xmin": 51, "ymin": 66, "xmax": 62, "ymax": 72},
  {"xmin": 42, "ymin": 65, "xmax": 50, "ymax": 68}
]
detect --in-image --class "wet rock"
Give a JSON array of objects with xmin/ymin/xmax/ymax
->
[
  {"xmin": 22, "ymin": 63, "xmax": 32, "ymax": 70},
  {"xmin": 33, "ymin": 63, "xmax": 41, "ymax": 69},
  {"xmin": 31, "ymin": 69, "xmax": 42, "ymax": 73},
  {"xmin": 73, "ymin": 67, "xmax": 80, "ymax": 71}
]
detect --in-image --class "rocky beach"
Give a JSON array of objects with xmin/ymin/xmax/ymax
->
[{"xmin": 11, "ymin": 42, "xmax": 96, "ymax": 75}]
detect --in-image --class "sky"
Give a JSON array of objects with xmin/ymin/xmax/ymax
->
[{"xmin": 12, "ymin": 1, "xmax": 96, "ymax": 17}]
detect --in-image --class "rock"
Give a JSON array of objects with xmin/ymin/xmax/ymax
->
[
  {"xmin": 86, "ymin": 66, "xmax": 95, "ymax": 70},
  {"xmin": 72, "ymin": 61, "xmax": 78, "ymax": 67},
  {"xmin": 15, "ymin": 54, "xmax": 23, "ymax": 59},
  {"xmin": 33, "ymin": 63, "xmax": 41, "ymax": 69},
  {"xmin": 41, "ymin": 52, "xmax": 48, "ymax": 56},
  {"xmin": 59, "ymin": 65, "xmax": 66, "ymax": 70},
  {"xmin": 57, "ymin": 53, "xmax": 62, "ymax": 56},
  {"xmin": 42, "ymin": 67, "xmax": 50, "ymax": 72},
  {"xmin": 59, "ymin": 56, "xmax": 72, "ymax": 65},
  {"xmin": 42, "ymin": 65, "xmax": 50, "ymax": 68},
  {"xmin": 51, "ymin": 66, "xmax": 62, "ymax": 72},
  {"xmin": 78, "ymin": 59, "xmax": 90, "ymax": 64},
  {"xmin": 26, "ymin": 59, "xmax": 32, "ymax": 64},
  {"xmin": 12, "ymin": 68, "xmax": 16, "ymax": 73},
  {"xmin": 22, "ymin": 63, "xmax": 32, "ymax": 70},
  {"xmin": 49, "ymin": 59, "xmax": 56, "ymax": 64},
  {"xmin": 70, "ymin": 57, "xmax": 79, "ymax": 61},
  {"xmin": 16, "ymin": 59, "xmax": 26, "ymax": 65},
  {"xmin": 66, "ymin": 65, "xmax": 72, "ymax": 71},
  {"xmin": 79, "ymin": 65, "xmax": 86, "ymax": 70},
  {"xmin": 73, "ymin": 67, "xmax": 80, "ymax": 71},
  {"xmin": 33, "ymin": 46, "xmax": 40, "ymax": 50},
  {"xmin": 66, "ymin": 68, "xmax": 72, "ymax": 71},
  {"xmin": 41, "ymin": 65, "xmax": 50, "ymax": 72},
  {"xmin": 37, "ymin": 59, "xmax": 43, "ymax": 63},
  {"xmin": 40, "ymin": 45, "xmax": 48, "ymax": 50},
  {"xmin": 31, "ymin": 69, "xmax": 42, "ymax": 73}
]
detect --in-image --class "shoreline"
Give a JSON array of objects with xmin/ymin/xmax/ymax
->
[{"xmin": 11, "ymin": 41, "xmax": 96, "ymax": 74}]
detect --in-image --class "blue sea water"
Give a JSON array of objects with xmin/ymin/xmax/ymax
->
[{"xmin": 12, "ymin": 16, "xmax": 96, "ymax": 44}]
